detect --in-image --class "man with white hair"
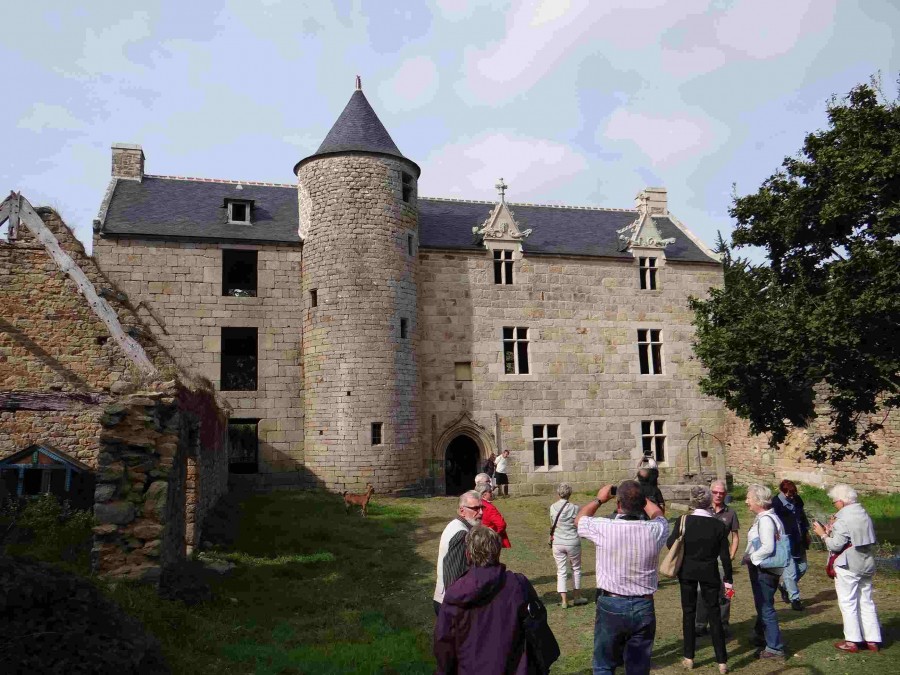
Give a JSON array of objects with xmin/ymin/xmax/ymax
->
[
  {"xmin": 433, "ymin": 490, "xmax": 483, "ymax": 615},
  {"xmin": 696, "ymin": 479, "xmax": 740, "ymax": 638}
]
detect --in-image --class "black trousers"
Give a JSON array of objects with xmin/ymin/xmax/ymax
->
[{"xmin": 680, "ymin": 579, "xmax": 727, "ymax": 663}]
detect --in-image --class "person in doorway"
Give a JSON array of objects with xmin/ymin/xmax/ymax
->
[
  {"xmin": 576, "ymin": 481, "xmax": 668, "ymax": 674},
  {"xmin": 695, "ymin": 479, "xmax": 740, "ymax": 638},
  {"xmin": 772, "ymin": 479, "xmax": 810, "ymax": 611},
  {"xmin": 477, "ymin": 483, "xmax": 511, "ymax": 548},
  {"xmin": 433, "ymin": 490, "xmax": 483, "ymax": 616},
  {"xmin": 494, "ymin": 450, "xmax": 510, "ymax": 497}
]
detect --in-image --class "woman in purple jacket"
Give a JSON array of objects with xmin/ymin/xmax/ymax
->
[{"xmin": 434, "ymin": 526, "xmax": 535, "ymax": 674}]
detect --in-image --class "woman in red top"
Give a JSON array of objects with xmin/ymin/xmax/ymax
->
[{"xmin": 477, "ymin": 483, "xmax": 511, "ymax": 548}]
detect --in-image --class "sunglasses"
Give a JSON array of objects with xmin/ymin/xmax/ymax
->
[{"xmin": 711, "ymin": 491, "xmax": 726, "ymax": 495}]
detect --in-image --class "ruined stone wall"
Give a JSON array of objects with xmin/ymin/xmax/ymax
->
[
  {"xmin": 725, "ymin": 409, "xmax": 900, "ymax": 493},
  {"xmin": 298, "ymin": 155, "xmax": 420, "ymax": 492},
  {"xmin": 418, "ymin": 249, "xmax": 725, "ymax": 495},
  {"xmin": 92, "ymin": 236, "xmax": 304, "ymax": 484}
]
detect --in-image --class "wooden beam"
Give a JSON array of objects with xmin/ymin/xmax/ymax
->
[
  {"xmin": 0, "ymin": 391, "xmax": 111, "ymax": 411},
  {"xmin": 0, "ymin": 192, "xmax": 157, "ymax": 377}
]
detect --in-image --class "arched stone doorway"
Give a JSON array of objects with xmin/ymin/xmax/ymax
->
[{"xmin": 444, "ymin": 435, "xmax": 481, "ymax": 496}]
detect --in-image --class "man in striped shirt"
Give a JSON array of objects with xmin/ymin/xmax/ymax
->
[
  {"xmin": 576, "ymin": 480, "xmax": 668, "ymax": 675},
  {"xmin": 433, "ymin": 490, "xmax": 483, "ymax": 615}
]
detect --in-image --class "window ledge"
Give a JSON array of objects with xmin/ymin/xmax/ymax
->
[
  {"xmin": 533, "ymin": 465, "xmax": 562, "ymax": 472},
  {"xmin": 499, "ymin": 373, "xmax": 540, "ymax": 382}
]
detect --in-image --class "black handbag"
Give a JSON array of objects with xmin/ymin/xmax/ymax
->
[{"xmin": 515, "ymin": 574, "xmax": 560, "ymax": 674}]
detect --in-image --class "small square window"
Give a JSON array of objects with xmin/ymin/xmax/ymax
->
[
  {"xmin": 222, "ymin": 249, "xmax": 257, "ymax": 297},
  {"xmin": 371, "ymin": 423, "xmax": 383, "ymax": 446},
  {"xmin": 310, "ymin": 289, "xmax": 318, "ymax": 308},
  {"xmin": 455, "ymin": 362, "xmax": 472, "ymax": 381},
  {"xmin": 226, "ymin": 200, "xmax": 252, "ymax": 224},
  {"xmin": 400, "ymin": 318, "xmax": 408, "ymax": 339}
]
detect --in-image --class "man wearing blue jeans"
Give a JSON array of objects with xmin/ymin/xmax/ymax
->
[
  {"xmin": 772, "ymin": 479, "xmax": 809, "ymax": 611},
  {"xmin": 576, "ymin": 481, "xmax": 668, "ymax": 674}
]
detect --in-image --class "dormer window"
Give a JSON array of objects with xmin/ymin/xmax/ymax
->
[{"xmin": 225, "ymin": 199, "xmax": 253, "ymax": 224}]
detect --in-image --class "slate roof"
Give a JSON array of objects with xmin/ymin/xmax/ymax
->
[
  {"xmin": 418, "ymin": 198, "xmax": 718, "ymax": 263},
  {"xmin": 98, "ymin": 178, "xmax": 717, "ymax": 263},
  {"xmin": 100, "ymin": 176, "xmax": 301, "ymax": 244},
  {"xmin": 296, "ymin": 90, "xmax": 418, "ymax": 174}
]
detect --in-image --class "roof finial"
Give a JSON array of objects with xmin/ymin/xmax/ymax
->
[
  {"xmin": 355, "ymin": 75, "xmax": 362, "ymax": 91},
  {"xmin": 495, "ymin": 177, "xmax": 508, "ymax": 203}
]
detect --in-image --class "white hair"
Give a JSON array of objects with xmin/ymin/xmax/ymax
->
[
  {"xmin": 474, "ymin": 473, "xmax": 491, "ymax": 486},
  {"xmin": 476, "ymin": 483, "xmax": 493, "ymax": 497},
  {"xmin": 709, "ymin": 479, "xmax": 727, "ymax": 492},
  {"xmin": 458, "ymin": 490, "xmax": 482, "ymax": 508},
  {"xmin": 828, "ymin": 484, "xmax": 858, "ymax": 504},
  {"xmin": 746, "ymin": 484, "xmax": 772, "ymax": 509},
  {"xmin": 557, "ymin": 482, "xmax": 572, "ymax": 499}
]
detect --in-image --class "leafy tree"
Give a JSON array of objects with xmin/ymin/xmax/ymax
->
[{"xmin": 690, "ymin": 79, "xmax": 900, "ymax": 462}]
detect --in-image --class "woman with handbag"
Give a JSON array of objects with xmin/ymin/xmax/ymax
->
[
  {"xmin": 549, "ymin": 482, "xmax": 587, "ymax": 608},
  {"xmin": 666, "ymin": 486, "xmax": 732, "ymax": 674},
  {"xmin": 742, "ymin": 484, "xmax": 787, "ymax": 661},
  {"xmin": 812, "ymin": 484, "xmax": 882, "ymax": 653}
]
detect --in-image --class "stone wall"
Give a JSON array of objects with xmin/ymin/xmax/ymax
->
[
  {"xmin": 418, "ymin": 248, "xmax": 725, "ymax": 495},
  {"xmin": 92, "ymin": 236, "xmax": 304, "ymax": 484},
  {"xmin": 725, "ymin": 409, "xmax": 900, "ymax": 493},
  {"xmin": 298, "ymin": 154, "xmax": 421, "ymax": 492}
]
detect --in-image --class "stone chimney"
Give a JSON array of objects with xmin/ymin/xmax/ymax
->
[
  {"xmin": 635, "ymin": 187, "xmax": 667, "ymax": 216},
  {"xmin": 111, "ymin": 143, "xmax": 144, "ymax": 181}
]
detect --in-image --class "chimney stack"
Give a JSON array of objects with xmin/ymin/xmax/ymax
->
[
  {"xmin": 111, "ymin": 143, "xmax": 144, "ymax": 181},
  {"xmin": 635, "ymin": 187, "xmax": 667, "ymax": 216}
]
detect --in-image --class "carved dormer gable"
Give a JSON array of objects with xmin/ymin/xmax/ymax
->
[
  {"xmin": 617, "ymin": 188, "xmax": 676, "ymax": 253},
  {"xmin": 472, "ymin": 178, "xmax": 532, "ymax": 251}
]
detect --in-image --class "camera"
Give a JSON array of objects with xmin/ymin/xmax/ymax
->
[{"xmin": 610, "ymin": 486, "xmax": 618, "ymax": 497}]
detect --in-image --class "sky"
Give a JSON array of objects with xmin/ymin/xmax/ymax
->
[{"xmin": 3, "ymin": 0, "xmax": 899, "ymax": 254}]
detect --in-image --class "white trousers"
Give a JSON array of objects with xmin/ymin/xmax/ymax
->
[
  {"xmin": 553, "ymin": 543, "xmax": 582, "ymax": 593},
  {"xmin": 834, "ymin": 565, "xmax": 882, "ymax": 643}
]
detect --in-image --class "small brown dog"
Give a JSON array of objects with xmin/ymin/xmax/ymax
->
[{"xmin": 343, "ymin": 483, "xmax": 375, "ymax": 517}]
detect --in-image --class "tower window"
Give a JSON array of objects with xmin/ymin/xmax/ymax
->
[
  {"xmin": 641, "ymin": 420, "xmax": 666, "ymax": 462},
  {"xmin": 639, "ymin": 257, "xmax": 658, "ymax": 290},
  {"xmin": 225, "ymin": 199, "xmax": 253, "ymax": 224},
  {"xmin": 503, "ymin": 327, "xmax": 529, "ymax": 374},
  {"xmin": 401, "ymin": 172, "xmax": 413, "ymax": 203},
  {"xmin": 493, "ymin": 250, "xmax": 513, "ymax": 284},
  {"xmin": 222, "ymin": 249, "xmax": 257, "ymax": 297},
  {"xmin": 371, "ymin": 423, "xmax": 383, "ymax": 446},
  {"xmin": 310, "ymin": 289, "xmax": 318, "ymax": 307},
  {"xmin": 533, "ymin": 424, "xmax": 560, "ymax": 468},
  {"xmin": 221, "ymin": 327, "xmax": 258, "ymax": 391},
  {"xmin": 400, "ymin": 318, "xmax": 408, "ymax": 339},
  {"xmin": 638, "ymin": 329, "xmax": 663, "ymax": 375},
  {"xmin": 408, "ymin": 234, "xmax": 414, "ymax": 256}
]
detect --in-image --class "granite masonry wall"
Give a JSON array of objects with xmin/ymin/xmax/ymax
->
[
  {"xmin": 298, "ymin": 154, "xmax": 421, "ymax": 492},
  {"xmin": 418, "ymin": 247, "xmax": 726, "ymax": 495},
  {"xmin": 92, "ymin": 236, "xmax": 304, "ymax": 485},
  {"xmin": 725, "ymin": 409, "xmax": 900, "ymax": 493}
]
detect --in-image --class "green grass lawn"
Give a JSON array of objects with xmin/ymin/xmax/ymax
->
[{"xmin": 100, "ymin": 490, "xmax": 900, "ymax": 674}]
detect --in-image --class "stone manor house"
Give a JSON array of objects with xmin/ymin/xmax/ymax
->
[{"xmin": 85, "ymin": 82, "xmax": 900, "ymax": 496}]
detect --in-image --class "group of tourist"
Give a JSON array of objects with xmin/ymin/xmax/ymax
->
[{"xmin": 432, "ymin": 473, "xmax": 885, "ymax": 674}]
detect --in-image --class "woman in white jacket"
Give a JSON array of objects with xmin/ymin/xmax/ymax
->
[
  {"xmin": 742, "ymin": 484, "xmax": 786, "ymax": 660},
  {"xmin": 812, "ymin": 484, "xmax": 882, "ymax": 653}
]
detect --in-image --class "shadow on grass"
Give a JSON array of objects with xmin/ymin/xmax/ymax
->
[{"xmin": 106, "ymin": 492, "xmax": 436, "ymax": 674}]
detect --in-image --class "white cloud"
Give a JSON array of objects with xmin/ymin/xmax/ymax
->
[
  {"xmin": 603, "ymin": 109, "xmax": 725, "ymax": 169},
  {"xmin": 379, "ymin": 56, "xmax": 439, "ymax": 112},
  {"xmin": 714, "ymin": 0, "xmax": 833, "ymax": 60},
  {"xmin": 420, "ymin": 131, "xmax": 590, "ymax": 200},
  {"xmin": 17, "ymin": 103, "xmax": 85, "ymax": 132},
  {"xmin": 74, "ymin": 11, "xmax": 153, "ymax": 76}
]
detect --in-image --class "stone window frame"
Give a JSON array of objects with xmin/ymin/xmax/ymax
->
[
  {"xmin": 640, "ymin": 419, "xmax": 667, "ymax": 464},
  {"xmin": 638, "ymin": 256, "xmax": 659, "ymax": 290},
  {"xmin": 371, "ymin": 422, "xmax": 383, "ymax": 446},
  {"xmin": 225, "ymin": 199, "xmax": 253, "ymax": 225},
  {"xmin": 310, "ymin": 288, "xmax": 318, "ymax": 308},
  {"xmin": 220, "ymin": 326, "xmax": 258, "ymax": 391},
  {"xmin": 401, "ymin": 172, "xmax": 414, "ymax": 203},
  {"xmin": 531, "ymin": 423, "xmax": 562, "ymax": 471},
  {"xmin": 502, "ymin": 326, "xmax": 530, "ymax": 375},
  {"xmin": 493, "ymin": 249, "xmax": 514, "ymax": 284},
  {"xmin": 400, "ymin": 317, "xmax": 408, "ymax": 339},
  {"xmin": 637, "ymin": 328, "xmax": 663, "ymax": 375},
  {"xmin": 221, "ymin": 248, "xmax": 258, "ymax": 297}
]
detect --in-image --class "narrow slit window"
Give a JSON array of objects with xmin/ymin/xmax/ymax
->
[
  {"xmin": 371, "ymin": 423, "xmax": 383, "ymax": 446},
  {"xmin": 408, "ymin": 234, "xmax": 414, "ymax": 256},
  {"xmin": 641, "ymin": 420, "xmax": 666, "ymax": 462},
  {"xmin": 532, "ymin": 424, "xmax": 560, "ymax": 468},
  {"xmin": 503, "ymin": 327, "xmax": 529, "ymax": 374},
  {"xmin": 493, "ymin": 250, "xmax": 514, "ymax": 284},
  {"xmin": 400, "ymin": 318, "xmax": 408, "ymax": 339},
  {"xmin": 222, "ymin": 249, "xmax": 257, "ymax": 297},
  {"xmin": 221, "ymin": 327, "xmax": 258, "ymax": 391},
  {"xmin": 639, "ymin": 257, "xmax": 658, "ymax": 290},
  {"xmin": 637, "ymin": 328, "xmax": 663, "ymax": 375},
  {"xmin": 310, "ymin": 289, "xmax": 318, "ymax": 308},
  {"xmin": 401, "ymin": 172, "xmax": 413, "ymax": 203}
]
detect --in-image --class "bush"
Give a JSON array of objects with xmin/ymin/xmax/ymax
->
[{"xmin": 0, "ymin": 494, "xmax": 93, "ymax": 573}]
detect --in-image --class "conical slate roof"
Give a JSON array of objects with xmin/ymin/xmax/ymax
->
[{"xmin": 314, "ymin": 89, "xmax": 403, "ymax": 157}]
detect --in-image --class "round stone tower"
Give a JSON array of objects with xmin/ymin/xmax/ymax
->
[{"xmin": 294, "ymin": 80, "xmax": 421, "ymax": 493}]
